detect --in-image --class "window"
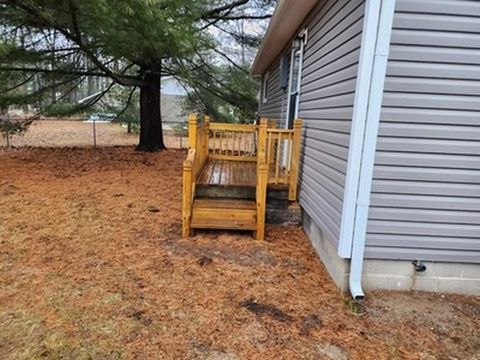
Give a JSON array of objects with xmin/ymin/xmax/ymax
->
[
  {"xmin": 286, "ymin": 35, "xmax": 305, "ymax": 129},
  {"xmin": 280, "ymin": 52, "xmax": 289, "ymax": 89},
  {"xmin": 290, "ymin": 48, "xmax": 301, "ymax": 94},
  {"xmin": 262, "ymin": 71, "xmax": 269, "ymax": 103}
]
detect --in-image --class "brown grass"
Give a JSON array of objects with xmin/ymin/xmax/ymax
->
[{"xmin": 0, "ymin": 147, "xmax": 478, "ymax": 359}]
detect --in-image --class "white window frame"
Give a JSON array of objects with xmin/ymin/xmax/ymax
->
[
  {"xmin": 262, "ymin": 71, "xmax": 270, "ymax": 103},
  {"xmin": 282, "ymin": 30, "xmax": 306, "ymax": 167},
  {"xmin": 285, "ymin": 30, "xmax": 306, "ymax": 129}
]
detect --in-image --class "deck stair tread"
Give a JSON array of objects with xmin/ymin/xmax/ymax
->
[
  {"xmin": 193, "ymin": 198, "xmax": 256, "ymax": 209},
  {"xmin": 191, "ymin": 198, "xmax": 257, "ymax": 231},
  {"xmin": 197, "ymin": 159, "xmax": 257, "ymax": 187}
]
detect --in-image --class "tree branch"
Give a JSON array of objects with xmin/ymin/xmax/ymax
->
[
  {"xmin": 209, "ymin": 14, "xmax": 272, "ymax": 20},
  {"xmin": 9, "ymin": 0, "xmax": 143, "ymax": 87},
  {"xmin": 201, "ymin": 0, "xmax": 249, "ymax": 19},
  {"xmin": 210, "ymin": 47, "xmax": 248, "ymax": 73},
  {"xmin": 0, "ymin": 66, "xmax": 121, "ymax": 79},
  {"xmin": 112, "ymin": 86, "xmax": 137, "ymax": 122},
  {"xmin": 1, "ymin": 72, "xmax": 36, "ymax": 94}
]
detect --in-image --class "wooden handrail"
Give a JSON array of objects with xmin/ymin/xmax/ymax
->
[
  {"xmin": 263, "ymin": 118, "xmax": 303, "ymax": 201},
  {"xmin": 209, "ymin": 123, "xmax": 257, "ymax": 132},
  {"xmin": 208, "ymin": 122, "xmax": 258, "ymax": 161},
  {"xmin": 183, "ymin": 113, "xmax": 211, "ymax": 237}
]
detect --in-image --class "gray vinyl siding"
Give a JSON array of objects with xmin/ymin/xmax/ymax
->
[
  {"xmin": 298, "ymin": 0, "xmax": 366, "ymax": 248},
  {"xmin": 365, "ymin": 0, "xmax": 480, "ymax": 263},
  {"xmin": 258, "ymin": 58, "xmax": 288, "ymax": 128},
  {"xmin": 258, "ymin": 0, "xmax": 366, "ymax": 248}
]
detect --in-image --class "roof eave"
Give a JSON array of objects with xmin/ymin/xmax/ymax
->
[{"xmin": 251, "ymin": 0, "xmax": 317, "ymax": 76}]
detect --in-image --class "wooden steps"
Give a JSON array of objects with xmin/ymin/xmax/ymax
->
[
  {"xmin": 182, "ymin": 115, "xmax": 303, "ymax": 241},
  {"xmin": 191, "ymin": 198, "xmax": 257, "ymax": 231},
  {"xmin": 195, "ymin": 184, "xmax": 255, "ymax": 199}
]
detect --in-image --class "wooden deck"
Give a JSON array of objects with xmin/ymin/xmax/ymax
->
[
  {"xmin": 197, "ymin": 159, "xmax": 257, "ymax": 187},
  {"xmin": 197, "ymin": 159, "xmax": 289, "ymax": 188},
  {"xmin": 183, "ymin": 115, "xmax": 302, "ymax": 240}
]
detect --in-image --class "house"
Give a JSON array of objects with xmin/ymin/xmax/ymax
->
[
  {"xmin": 161, "ymin": 76, "xmax": 188, "ymax": 129},
  {"xmin": 77, "ymin": 76, "xmax": 187, "ymax": 127},
  {"xmin": 251, "ymin": 0, "xmax": 480, "ymax": 297}
]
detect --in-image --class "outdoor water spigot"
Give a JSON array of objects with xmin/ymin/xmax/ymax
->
[{"xmin": 412, "ymin": 260, "xmax": 427, "ymax": 272}]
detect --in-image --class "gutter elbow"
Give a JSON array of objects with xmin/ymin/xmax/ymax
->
[{"xmin": 349, "ymin": 277, "xmax": 365, "ymax": 301}]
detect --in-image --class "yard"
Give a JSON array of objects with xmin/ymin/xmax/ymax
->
[
  {"xmin": 0, "ymin": 146, "xmax": 478, "ymax": 359},
  {"xmin": 0, "ymin": 119, "xmax": 186, "ymax": 149}
]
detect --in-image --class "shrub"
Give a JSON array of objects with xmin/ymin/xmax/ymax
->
[
  {"xmin": 43, "ymin": 102, "xmax": 80, "ymax": 117},
  {"xmin": 0, "ymin": 116, "xmax": 31, "ymax": 147}
]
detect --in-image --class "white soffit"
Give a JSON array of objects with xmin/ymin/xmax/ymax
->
[{"xmin": 251, "ymin": 0, "xmax": 317, "ymax": 76}]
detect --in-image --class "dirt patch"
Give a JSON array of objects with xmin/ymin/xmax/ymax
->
[
  {"xmin": 240, "ymin": 298, "xmax": 293, "ymax": 323},
  {"xmin": 299, "ymin": 314, "xmax": 323, "ymax": 336},
  {"xmin": 0, "ymin": 147, "xmax": 478, "ymax": 359},
  {"xmin": 163, "ymin": 236, "xmax": 277, "ymax": 267}
]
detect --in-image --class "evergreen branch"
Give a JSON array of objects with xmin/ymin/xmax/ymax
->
[
  {"xmin": 9, "ymin": 0, "xmax": 143, "ymax": 87},
  {"xmin": 210, "ymin": 47, "xmax": 248, "ymax": 73},
  {"xmin": 47, "ymin": 79, "xmax": 115, "ymax": 118},
  {"xmin": 20, "ymin": 76, "xmax": 108, "ymax": 123},
  {"xmin": 176, "ymin": 58, "xmax": 251, "ymax": 105},
  {"xmin": 47, "ymin": 75, "xmax": 87, "ymax": 105},
  {"xmin": 0, "ymin": 66, "xmax": 119, "ymax": 79},
  {"xmin": 1, "ymin": 74, "xmax": 82, "ymax": 110},
  {"xmin": 1, "ymin": 72, "xmax": 36, "ymax": 94},
  {"xmin": 112, "ymin": 86, "xmax": 137, "ymax": 122}
]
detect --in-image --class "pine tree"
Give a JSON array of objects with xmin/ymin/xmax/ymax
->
[{"xmin": 0, "ymin": 0, "xmax": 272, "ymax": 151}]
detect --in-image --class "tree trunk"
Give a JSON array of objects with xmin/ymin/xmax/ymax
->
[{"xmin": 136, "ymin": 71, "xmax": 165, "ymax": 152}]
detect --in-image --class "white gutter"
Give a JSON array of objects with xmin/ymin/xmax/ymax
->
[{"xmin": 349, "ymin": 0, "xmax": 397, "ymax": 300}]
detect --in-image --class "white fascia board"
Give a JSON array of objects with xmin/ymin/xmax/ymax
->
[{"xmin": 337, "ymin": 0, "xmax": 382, "ymax": 258}]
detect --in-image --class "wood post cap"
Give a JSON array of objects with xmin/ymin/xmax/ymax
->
[
  {"xmin": 188, "ymin": 113, "xmax": 198, "ymax": 123},
  {"xmin": 293, "ymin": 118, "xmax": 303, "ymax": 127}
]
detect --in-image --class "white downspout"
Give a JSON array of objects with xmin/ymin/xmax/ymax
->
[
  {"xmin": 338, "ymin": 0, "xmax": 382, "ymax": 259},
  {"xmin": 349, "ymin": 0, "xmax": 396, "ymax": 300}
]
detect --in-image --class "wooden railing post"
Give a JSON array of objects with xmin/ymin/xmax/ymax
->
[
  {"xmin": 204, "ymin": 115, "xmax": 211, "ymax": 160},
  {"xmin": 182, "ymin": 151, "xmax": 194, "ymax": 237},
  {"xmin": 256, "ymin": 163, "xmax": 268, "ymax": 241},
  {"xmin": 267, "ymin": 119, "xmax": 277, "ymax": 129},
  {"xmin": 258, "ymin": 118, "xmax": 268, "ymax": 163},
  {"xmin": 289, "ymin": 119, "xmax": 303, "ymax": 201},
  {"xmin": 255, "ymin": 118, "xmax": 268, "ymax": 241},
  {"xmin": 188, "ymin": 113, "xmax": 198, "ymax": 150}
]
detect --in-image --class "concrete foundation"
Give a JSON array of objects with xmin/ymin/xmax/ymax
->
[
  {"xmin": 362, "ymin": 259, "xmax": 480, "ymax": 295},
  {"xmin": 302, "ymin": 211, "xmax": 480, "ymax": 296},
  {"xmin": 302, "ymin": 212, "xmax": 350, "ymax": 292}
]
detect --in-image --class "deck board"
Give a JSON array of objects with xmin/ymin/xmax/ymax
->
[{"xmin": 197, "ymin": 159, "xmax": 257, "ymax": 187}]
